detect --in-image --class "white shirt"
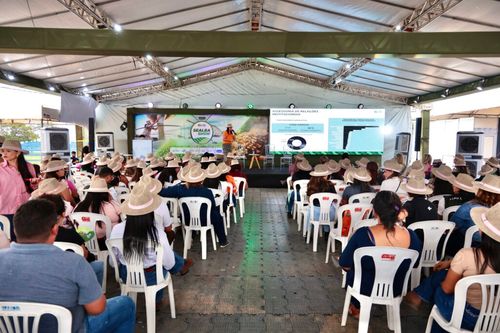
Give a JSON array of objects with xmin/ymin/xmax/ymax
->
[
  {"xmin": 154, "ymin": 201, "xmax": 172, "ymax": 228},
  {"xmin": 380, "ymin": 177, "xmax": 407, "ymax": 195},
  {"xmin": 109, "ymin": 187, "xmax": 118, "ymax": 202},
  {"xmin": 110, "ymin": 221, "xmax": 175, "ymax": 270}
]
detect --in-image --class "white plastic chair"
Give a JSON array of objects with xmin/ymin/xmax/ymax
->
[
  {"xmin": 106, "ymin": 239, "xmax": 175, "ymax": 333},
  {"xmin": 335, "ymin": 183, "xmax": 347, "ymax": 198},
  {"xmin": 114, "ymin": 186, "xmax": 129, "ymax": 195},
  {"xmin": 428, "ymin": 194, "xmax": 449, "ymax": 208},
  {"xmin": 443, "ymin": 205, "xmax": 460, "ymax": 221},
  {"xmin": 117, "ymin": 193, "xmax": 130, "ymax": 204},
  {"xmin": 210, "ymin": 189, "xmax": 228, "ymax": 236},
  {"xmin": 128, "ymin": 181, "xmax": 137, "ymax": 190},
  {"xmin": 295, "ymin": 186, "xmax": 309, "ymax": 235},
  {"xmin": 53, "ymin": 241, "xmax": 84, "ymax": 256},
  {"xmin": 233, "ymin": 176, "xmax": 247, "ymax": 218},
  {"xmin": 178, "ymin": 197, "xmax": 216, "ymax": 260},
  {"xmin": 371, "ymin": 185, "xmax": 381, "ymax": 192},
  {"xmin": 425, "ymin": 274, "xmax": 500, "ymax": 333},
  {"xmin": 292, "ymin": 179, "xmax": 309, "ymax": 220},
  {"xmin": 352, "ymin": 218, "xmax": 379, "ymax": 233},
  {"xmin": 0, "ymin": 301, "xmax": 72, "ymax": 333},
  {"xmin": 69, "ymin": 212, "xmax": 112, "ymax": 292},
  {"xmin": 325, "ymin": 203, "xmax": 373, "ymax": 264},
  {"xmin": 463, "ymin": 225, "xmax": 480, "ymax": 248},
  {"xmin": 280, "ymin": 155, "xmax": 292, "ymax": 168},
  {"xmin": 348, "ymin": 192, "xmax": 376, "ymax": 205},
  {"xmin": 330, "ymin": 179, "xmax": 345, "ymax": 188},
  {"xmin": 220, "ymin": 181, "xmax": 237, "ymax": 227},
  {"xmin": 161, "ymin": 197, "xmax": 181, "ymax": 230},
  {"xmin": 408, "ymin": 220, "xmax": 455, "ymax": 289},
  {"xmin": 0, "ymin": 215, "xmax": 11, "ymax": 240},
  {"xmin": 341, "ymin": 247, "xmax": 419, "ymax": 333},
  {"xmin": 306, "ymin": 193, "xmax": 342, "ymax": 252}
]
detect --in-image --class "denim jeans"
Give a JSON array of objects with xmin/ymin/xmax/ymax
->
[
  {"xmin": 304, "ymin": 205, "xmax": 336, "ymax": 233},
  {"xmin": 89, "ymin": 260, "xmax": 104, "ymax": 286},
  {"xmin": 119, "ymin": 252, "xmax": 184, "ymax": 303},
  {"xmin": 86, "ymin": 296, "xmax": 136, "ymax": 333},
  {"xmin": 415, "ymin": 270, "xmax": 480, "ymax": 332}
]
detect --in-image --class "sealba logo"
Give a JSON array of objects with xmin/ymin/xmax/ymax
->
[{"xmin": 190, "ymin": 121, "xmax": 213, "ymax": 144}]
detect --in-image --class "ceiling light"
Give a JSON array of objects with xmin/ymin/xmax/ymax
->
[
  {"xmin": 120, "ymin": 121, "xmax": 127, "ymax": 131},
  {"xmin": 476, "ymin": 79, "xmax": 485, "ymax": 91},
  {"xmin": 148, "ymin": 102, "xmax": 154, "ymax": 108},
  {"xmin": 357, "ymin": 103, "xmax": 364, "ymax": 109},
  {"xmin": 145, "ymin": 54, "xmax": 153, "ymax": 61},
  {"xmin": 163, "ymin": 66, "xmax": 169, "ymax": 71},
  {"xmin": 215, "ymin": 102, "xmax": 222, "ymax": 109},
  {"xmin": 7, "ymin": 74, "xmax": 15, "ymax": 80},
  {"xmin": 334, "ymin": 77, "xmax": 342, "ymax": 85},
  {"xmin": 83, "ymin": 87, "xmax": 89, "ymax": 92},
  {"xmin": 413, "ymin": 96, "xmax": 420, "ymax": 104},
  {"xmin": 174, "ymin": 76, "xmax": 178, "ymax": 80},
  {"xmin": 113, "ymin": 24, "xmax": 122, "ymax": 32},
  {"xmin": 325, "ymin": 104, "xmax": 332, "ymax": 109},
  {"xmin": 288, "ymin": 103, "xmax": 295, "ymax": 109},
  {"xmin": 345, "ymin": 64, "xmax": 351, "ymax": 69},
  {"xmin": 441, "ymin": 88, "xmax": 450, "ymax": 98},
  {"xmin": 79, "ymin": 76, "xmax": 84, "ymax": 79},
  {"xmin": 49, "ymin": 86, "xmax": 55, "ymax": 91},
  {"xmin": 395, "ymin": 25, "xmax": 402, "ymax": 31},
  {"xmin": 82, "ymin": 83, "xmax": 87, "ymax": 87}
]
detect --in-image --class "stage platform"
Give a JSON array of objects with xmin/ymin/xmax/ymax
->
[{"xmin": 243, "ymin": 167, "xmax": 289, "ymax": 188}]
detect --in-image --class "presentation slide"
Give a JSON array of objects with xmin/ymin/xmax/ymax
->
[{"xmin": 270, "ymin": 108, "xmax": 385, "ymax": 154}]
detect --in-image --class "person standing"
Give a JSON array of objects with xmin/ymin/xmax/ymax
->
[
  {"xmin": 0, "ymin": 140, "xmax": 37, "ymax": 240},
  {"xmin": 222, "ymin": 123, "xmax": 236, "ymax": 157}
]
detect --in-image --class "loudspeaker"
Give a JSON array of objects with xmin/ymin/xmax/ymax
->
[
  {"xmin": 88, "ymin": 118, "xmax": 95, "ymax": 152},
  {"xmin": 456, "ymin": 131, "xmax": 484, "ymax": 158},
  {"xmin": 414, "ymin": 117, "xmax": 422, "ymax": 152},
  {"xmin": 96, "ymin": 132, "xmax": 114, "ymax": 151},
  {"xmin": 41, "ymin": 127, "xmax": 70, "ymax": 158}
]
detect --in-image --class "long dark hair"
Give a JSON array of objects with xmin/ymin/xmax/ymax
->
[
  {"xmin": 352, "ymin": 178, "xmax": 372, "ymax": 193},
  {"xmin": 306, "ymin": 176, "xmax": 335, "ymax": 196},
  {"xmin": 474, "ymin": 189, "xmax": 500, "ymax": 208},
  {"xmin": 17, "ymin": 153, "xmax": 34, "ymax": 193},
  {"xmin": 366, "ymin": 161, "xmax": 379, "ymax": 185},
  {"xmin": 372, "ymin": 191, "xmax": 402, "ymax": 232},
  {"xmin": 131, "ymin": 168, "xmax": 143, "ymax": 182},
  {"xmin": 474, "ymin": 233, "xmax": 500, "ymax": 274},
  {"xmin": 157, "ymin": 168, "xmax": 177, "ymax": 186},
  {"xmin": 80, "ymin": 163, "xmax": 94, "ymax": 174},
  {"xmin": 433, "ymin": 177, "xmax": 454, "ymax": 195},
  {"xmin": 123, "ymin": 213, "xmax": 158, "ymax": 261},
  {"xmin": 74, "ymin": 192, "xmax": 110, "ymax": 214}
]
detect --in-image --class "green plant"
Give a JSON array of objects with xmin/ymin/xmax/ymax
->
[{"xmin": 0, "ymin": 124, "xmax": 39, "ymax": 142}]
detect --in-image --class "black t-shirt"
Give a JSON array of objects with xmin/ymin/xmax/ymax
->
[
  {"xmin": 56, "ymin": 227, "xmax": 96, "ymax": 262},
  {"xmin": 403, "ymin": 196, "xmax": 438, "ymax": 226}
]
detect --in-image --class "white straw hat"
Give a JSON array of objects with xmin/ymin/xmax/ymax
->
[
  {"xmin": 96, "ymin": 156, "xmax": 110, "ymax": 166},
  {"xmin": 107, "ymin": 160, "xmax": 121, "ymax": 173},
  {"xmin": 218, "ymin": 162, "xmax": 231, "ymax": 174},
  {"xmin": 479, "ymin": 164, "xmax": 497, "ymax": 176},
  {"xmin": 352, "ymin": 167, "xmax": 372, "ymax": 182},
  {"xmin": 80, "ymin": 153, "xmax": 94, "ymax": 166},
  {"xmin": 355, "ymin": 157, "xmax": 370, "ymax": 168},
  {"xmin": 166, "ymin": 159, "xmax": 180, "ymax": 168},
  {"xmin": 208, "ymin": 156, "xmax": 217, "ymax": 162},
  {"xmin": 485, "ymin": 157, "xmax": 500, "ymax": 169},
  {"xmin": 200, "ymin": 156, "xmax": 209, "ymax": 163},
  {"xmin": 401, "ymin": 178, "xmax": 433, "ymax": 195},
  {"xmin": 470, "ymin": 203, "xmax": 500, "ymax": 243},
  {"xmin": 0, "ymin": 139, "xmax": 29, "ymax": 154},
  {"xmin": 230, "ymin": 159, "xmax": 240, "ymax": 166},
  {"xmin": 383, "ymin": 159, "xmax": 404, "ymax": 173},
  {"xmin": 44, "ymin": 160, "xmax": 67, "ymax": 173},
  {"xmin": 297, "ymin": 160, "xmax": 312, "ymax": 172},
  {"xmin": 145, "ymin": 153, "xmax": 155, "ymax": 162},
  {"xmin": 450, "ymin": 173, "xmax": 476, "ymax": 193},
  {"xmin": 326, "ymin": 160, "xmax": 341, "ymax": 173},
  {"xmin": 473, "ymin": 174, "xmax": 500, "ymax": 195},
  {"xmin": 453, "ymin": 156, "xmax": 467, "ymax": 167},
  {"xmin": 310, "ymin": 164, "xmax": 332, "ymax": 177},
  {"xmin": 164, "ymin": 152, "xmax": 175, "ymax": 161},
  {"xmin": 294, "ymin": 153, "xmax": 305, "ymax": 161},
  {"xmin": 121, "ymin": 187, "xmax": 162, "ymax": 216},
  {"xmin": 432, "ymin": 164, "xmax": 453, "ymax": 181},
  {"xmin": 409, "ymin": 160, "xmax": 424, "ymax": 172},
  {"xmin": 184, "ymin": 166, "xmax": 207, "ymax": 183},
  {"xmin": 31, "ymin": 178, "xmax": 67, "ymax": 198},
  {"xmin": 343, "ymin": 166, "xmax": 355, "ymax": 183},
  {"xmin": 206, "ymin": 163, "xmax": 221, "ymax": 179},
  {"xmin": 125, "ymin": 159, "xmax": 138, "ymax": 168},
  {"xmin": 149, "ymin": 158, "xmax": 165, "ymax": 168},
  {"xmin": 136, "ymin": 160, "xmax": 147, "ymax": 169},
  {"xmin": 406, "ymin": 169, "xmax": 425, "ymax": 180},
  {"xmin": 142, "ymin": 166, "xmax": 158, "ymax": 178},
  {"xmin": 138, "ymin": 175, "xmax": 162, "ymax": 194},
  {"xmin": 339, "ymin": 158, "xmax": 351, "ymax": 170},
  {"xmin": 86, "ymin": 178, "xmax": 110, "ymax": 193}
]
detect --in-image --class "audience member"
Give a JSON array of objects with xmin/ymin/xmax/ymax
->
[
  {"xmin": 204, "ymin": 163, "xmax": 222, "ymax": 189},
  {"xmin": 326, "ymin": 159, "xmax": 343, "ymax": 180},
  {"xmin": 304, "ymin": 164, "xmax": 336, "ymax": 232},
  {"xmin": 124, "ymin": 158, "xmax": 138, "ymax": 182},
  {"xmin": 423, "ymin": 153, "xmax": 432, "ymax": 179},
  {"xmin": 380, "ymin": 159, "xmax": 406, "ymax": 195},
  {"xmin": 476, "ymin": 163, "xmax": 496, "ymax": 181},
  {"xmin": 401, "ymin": 178, "xmax": 437, "ymax": 227},
  {"xmin": 436, "ymin": 173, "xmax": 476, "ymax": 217},
  {"xmin": 453, "ymin": 155, "xmax": 470, "ymax": 176},
  {"xmin": 79, "ymin": 153, "xmax": 95, "ymax": 174},
  {"xmin": 43, "ymin": 160, "xmax": 77, "ymax": 205},
  {"xmin": 431, "ymin": 164, "xmax": 454, "ymax": 196},
  {"xmin": 365, "ymin": 161, "xmax": 380, "ymax": 186},
  {"xmin": 288, "ymin": 159, "xmax": 312, "ymax": 215},
  {"xmin": 341, "ymin": 167, "xmax": 374, "ymax": 205},
  {"xmin": 158, "ymin": 159, "xmax": 180, "ymax": 186}
]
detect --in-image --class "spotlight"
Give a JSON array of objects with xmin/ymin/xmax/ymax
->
[
  {"xmin": 288, "ymin": 103, "xmax": 295, "ymax": 109},
  {"xmin": 441, "ymin": 88, "xmax": 450, "ymax": 98},
  {"xmin": 413, "ymin": 96, "xmax": 421, "ymax": 104},
  {"xmin": 345, "ymin": 64, "xmax": 351, "ymax": 70},
  {"xmin": 174, "ymin": 76, "xmax": 178, "ymax": 80},
  {"xmin": 357, "ymin": 103, "xmax": 364, "ymax": 109},
  {"xmin": 7, "ymin": 74, "xmax": 15, "ymax": 81},
  {"xmin": 334, "ymin": 77, "xmax": 342, "ymax": 85},
  {"xmin": 395, "ymin": 25, "xmax": 402, "ymax": 31},
  {"xmin": 182, "ymin": 103, "xmax": 189, "ymax": 109},
  {"xmin": 83, "ymin": 87, "xmax": 89, "ymax": 92},
  {"xmin": 147, "ymin": 102, "xmax": 154, "ymax": 108},
  {"xmin": 145, "ymin": 54, "xmax": 153, "ymax": 61},
  {"xmin": 49, "ymin": 86, "xmax": 55, "ymax": 92},
  {"xmin": 113, "ymin": 24, "xmax": 122, "ymax": 32},
  {"xmin": 215, "ymin": 102, "xmax": 222, "ymax": 109},
  {"xmin": 119, "ymin": 121, "xmax": 127, "ymax": 131},
  {"xmin": 163, "ymin": 66, "xmax": 169, "ymax": 72},
  {"xmin": 325, "ymin": 104, "xmax": 332, "ymax": 109},
  {"xmin": 476, "ymin": 79, "xmax": 485, "ymax": 91},
  {"xmin": 247, "ymin": 103, "xmax": 254, "ymax": 109}
]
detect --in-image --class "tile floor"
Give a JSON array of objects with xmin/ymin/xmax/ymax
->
[{"xmin": 107, "ymin": 188, "xmax": 431, "ymax": 332}]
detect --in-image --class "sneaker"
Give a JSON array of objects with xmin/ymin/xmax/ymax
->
[
  {"xmin": 219, "ymin": 241, "xmax": 230, "ymax": 248},
  {"xmin": 179, "ymin": 258, "xmax": 194, "ymax": 276}
]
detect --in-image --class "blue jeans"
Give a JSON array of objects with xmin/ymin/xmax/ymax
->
[
  {"xmin": 119, "ymin": 252, "xmax": 184, "ymax": 303},
  {"xmin": 304, "ymin": 205, "xmax": 336, "ymax": 233},
  {"xmin": 415, "ymin": 270, "xmax": 480, "ymax": 332},
  {"xmin": 90, "ymin": 260, "xmax": 104, "ymax": 286},
  {"xmin": 86, "ymin": 296, "xmax": 136, "ymax": 333}
]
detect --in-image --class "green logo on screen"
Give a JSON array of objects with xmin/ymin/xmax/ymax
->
[{"xmin": 190, "ymin": 121, "xmax": 213, "ymax": 144}]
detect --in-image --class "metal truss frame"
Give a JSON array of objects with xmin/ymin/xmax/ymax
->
[{"xmin": 250, "ymin": 0, "xmax": 264, "ymax": 31}]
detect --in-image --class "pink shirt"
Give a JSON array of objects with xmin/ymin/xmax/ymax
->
[
  {"xmin": 0, "ymin": 160, "xmax": 35, "ymax": 214},
  {"xmin": 95, "ymin": 200, "xmax": 122, "ymax": 239}
]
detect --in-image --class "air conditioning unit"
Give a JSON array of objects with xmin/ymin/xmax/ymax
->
[
  {"xmin": 395, "ymin": 132, "xmax": 411, "ymax": 165},
  {"xmin": 41, "ymin": 128, "xmax": 70, "ymax": 157},
  {"xmin": 465, "ymin": 158, "xmax": 484, "ymax": 178},
  {"xmin": 456, "ymin": 131, "xmax": 484, "ymax": 158},
  {"xmin": 96, "ymin": 132, "xmax": 114, "ymax": 151}
]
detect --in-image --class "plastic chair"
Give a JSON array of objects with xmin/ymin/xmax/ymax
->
[
  {"xmin": 286, "ymin": 176, "xmax": 293, "ymax": 207},
  {"xmin": 306, "ymin": 193, "xmax": 342, "ymax": 252},
  {"xmin": 128, "ymin": 181, "xmax": 137, "ymax": 190},
  {"xmin": 295, "ymin": 186, "xmax": 308, "ymax": 234},
  {"xmin": 114, "ymin": 186, "xmax": 129, "ymax": 195},
  {"xmin": 348, "ymin": 192, "xmax": 376, "ymax": 205},
  {"xmin": 425, "ymin": 273, "xmax": 500, "ymax": 333},
  {"xmin": 69, "ymin": 212, "xmax": 112, "ymax": 292},
  {"xmin": 463, "ymin": 225, "xmax": 480, "ymax": 248},
  {"xmin": 335, "ymin": 183, "xmax": 347, "ymax": 198},
  {"xmin": 443, "ymin": 205, "xmax": 460, "ymax": 221},
  {"xmin": 233, "ymin": 177, "xmax": 247, "ymax": 218},
  {"xmin": 408, "ymin": 220, "xmax": 455, "ymax": 289},
  {"xmin": 325, "ymin": 203, "xmax": 373, "ymax": 264},
  {"xmin": 371, "ymin": 185, "xmax": 381, "ymax": 192},
  {"xmin": 292, "ymin": 179, "xmax": 309, "ymax": 220},
  {"xmin": 106, "ymin": 239, "xmax": 175, "ymax": 333},
  {"xmin": 0, "ymin": 215, "xmax": 11, "ymax": 240},
  {"xmin": 161, "ymin": 197, "xmax": 181, "ymax": 230},
  {"xmin": 280, "ymin": 155, "xmax": 292, "ymax": 168},
  {"xmin": 219, "ymin": 181, "xmax": 237, "ymax": 227},
  {"xmin": 0, "ymin": 301, "xmax": 72, "ymax": 333},
  {"xmin": 330, "ymin": 179, "xmax": 345, "ymax": 188},
  {"xmin": 117, "ymin": 193, "xmax": 130, "ymax": 204},
  {"xmin": 178, "ymin": 197, "xmax": 216, "ymax": 260},
  {"xmin": 341, "ymin": 247, "xmax": 419, "ymax": 333},
  {"xmin": 428, "ymin": 194, "xmax": 449, "ymax": 208},
  {"xmin": 210, "ymin": 188, "xmax": 228, "ymax": 236},
  {"xmin": 53, "ymin": 241, "xmax": 84, "ymax": 256},
  {"xmin": 352, "ymin": 218, "xmax": 378, "ymax": 233}
]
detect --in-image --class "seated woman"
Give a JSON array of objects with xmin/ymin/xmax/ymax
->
[
  {"xmin": 401, "ymin": 177, "xmax": 437, "ymax": 227},
  {"xmin": 453, "ymin": 155, "xmax": 470, "ymax": 176},
  {"xmin": 158, "ymin": 159, "xmax": 180, "ymax": 187},
  {"xmin": 341, "ymin": 167, "xmax": 374, "ymax": 205},
  {"xmin": 43, "ymin": 160, "xmax": 77, "ymax": 206},
  {"xmin": 304, "ymin": 164, "xmax": 336, "ymax": 232},
  {"xmin": 436, "ymin": 173, "xmax": 476, "ymax": 217},
  {"xmin": 405, "ymin": 202, "xmax": 500, "ymax": 332},
  {"xmin": 159, "ymin": 166, "xmax": 229, "ymax": 247},
  {"xmin": 40, "ymin": 193, "xmax": 104, "ymax": 286},
  {"xmin": 130, "ymin": 160, "xmax": 146, "ymax": 183},
  {"xmin": 31, "ymin": 178, "xmax": 73, "ymax": 217},
  {"xmin": 380, "ymin": 159, "xmax": 406, "ymax": 195},
  {"xmin": 287, "ymin": 159, "xmax": 313, "ymax": 215},
  {"xmin": 366, "ymin": 161, "xmax": 380, "ymax": 186},
  {"xmin": 325, "ymin": 160, "xmax": 342, "ymax": 180},
  {"xmin": 339, "ymin": 191, "xmax": 422, "ymax": 317},
  {"xmin": 124, "ymin": 159, "xmax": 138, "ymax": 182},
  {"xmin": 431, "ymin": 164, "xmax": 454, "ymax": 196},
  {"xmin": 79, "ymin": 153, "xmax": 95, "ymax": 175},
  {"xmin": 447, "ymin": 174, "xmax": 500, "ymax": 255},
  {"xmin": 110, "ymin": 188, "xmax": 192, "ymax": 308},
  {"xmin": 73, "ymin": 178, "xmax": 122, "ymax": 244},
  {"xmin": 204, "ymin": 163, "xmax": 222, "ymax": 190}
]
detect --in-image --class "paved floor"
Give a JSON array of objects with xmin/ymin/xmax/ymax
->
[{"xmin": 107, "ymin": 188, "xmax": 431, "ymax": 332}]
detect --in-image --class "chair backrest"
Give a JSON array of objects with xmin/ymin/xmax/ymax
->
[
  {"xmin": 352, "ymin": 218, "xmax": 379, "ymax": 233},
  {"xmin": 449, "ymin": 274, "xmax": 500, "ymax": 332},
  {"xmin": 352, "ymin": 247, "xmax": 419, "ymax": 300},
  {"xmin": 334, "ymin": 183, "xmax": 347, "ymax": 197},
  {"xmin": 106, "ymin": 238, "xmax": 167, "ymax": 287},
  {"xmin": 178, "ymin": 197, "xmax": 212, "ymax": 229},
  {"xmin": 233, "ymin": 177, "xmax": 247, "ymax": 198},
  {"xmin": 286, "ymin": 176, "xmax": 293, "ymax": 193},
  {"xmin": 69, "ymin": 212, "xmax": 112, "ymax": 255},
  {"xmin": 443, "ymin": 205, "xmax": 460, "ymax": 221},
  {"xmin": 209, "ymin": 189, "xmax": 224, "ymax": 206},
  {"xmin": 293, "ymin": 179, "xmax": 309, "ymax": 203},
  {"xmin": 408, "ymin": 220, "xmax": 455, "ymax": 267},
  {"xmin": 336, "ymin": 203, "xmax": 374, "ymax": 236},
  {"xmin": 0, "ymin": 215, "xmax": 11, "ymax": 241},
  {"xmin": 117, "ymin": 193, "xmax": 130, "ymax": 204},
  {"xmin": 0, "ymin": 301, "xmax": 72, "ymax": 333},
  {"xmin": 219, "ymin": 181, "xmax": 235, "ymax": 206},
  {"xmin": 348, "ymin": 192, "xmax": 376, "ymax": 205},
  {"xmin": 53, "ymin": 242, "xmax": 84, "ymax": 256},
  {"xmin": 330, "ymin": 179, "xmax": 344, "ymax": 188},
  {"xmin": 128, "ymin": 181, "xmax": 136, "ymax": 190},
  {"xmin": 463, "ymin": 225, "xmax": 480, "ymax": 248},
  {"xmin": 308, "ymin": 193, "xmax": 342, "ymax": 224},
  {"xmin": 428, "ymin": 194, "xmax": 449, "ymax": 208},
  {"xmin": 371, "ymin": 185, "xmax": 381, "ymax": 192},
  {"xmin": 114, "ymin": 186, "xmax": 129, "ymax": 195},
  {"xmin": 161, "ymin": 197, "xmax": 179, "ymax": 226}
]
